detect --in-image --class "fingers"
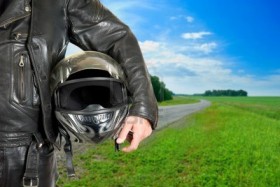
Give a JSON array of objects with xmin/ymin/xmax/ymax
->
[
  {"xmin": 117, "ymin": 116, "xmax": 153, "ymax": 153},
  {"xmin": 122, "ymin": 133, "xmax": 141, "ymax": 152},
  {"xmin": 116, "ymin": 119, "xmax": 133, "ymax": 144}
]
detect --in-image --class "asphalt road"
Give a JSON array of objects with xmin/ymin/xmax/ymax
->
[{"xmin": 157, "ymin": 100, "xmax": 211, "ymax": 129}]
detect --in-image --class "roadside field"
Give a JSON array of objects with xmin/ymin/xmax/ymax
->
[
  {"xmin": 199, "ymin": 96, "xmax": 280, "ymax": 120},
  {"xmin": 159, "ymin": 96, "xmax": 199, "ymax": 106},
  {"xmin": 57, "ymin": 97, "xmax": 280, "ymax": 187}
]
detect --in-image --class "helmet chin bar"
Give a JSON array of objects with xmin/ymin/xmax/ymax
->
[
  {"xmin": 76, "ymin": 112, "xmax": 113, "ymax": 125},
  {"xmin": 55, "ymin": 105, "xmax": 128, "ymax": 144}
]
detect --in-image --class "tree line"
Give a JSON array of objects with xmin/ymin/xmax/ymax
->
[
  {"xmin": 203, "ymin": 89, "xmax": 248, "ymax": 96},
  {"xmin": 150, "ymin": 75, "xmax": 248, "ymax": 100},
  {"xmin": 150, "ymin": 75, "xmax": 173, "ymax": 102}
]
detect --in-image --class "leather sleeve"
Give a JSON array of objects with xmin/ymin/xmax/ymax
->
[{"xmin": 66, "ymin": 0, "xmax": 158, "ymax": 129}]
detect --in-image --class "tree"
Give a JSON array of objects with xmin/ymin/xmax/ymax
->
[
  {"xmin": 203, "ymin": 89, "xmax": 248, "ymax": 96},
  {"xmin": 150, "ymin": 75, "xmax": 173, "ymax": 102}
]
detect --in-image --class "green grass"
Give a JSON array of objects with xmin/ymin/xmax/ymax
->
[
  {"xmin": 57, "ymin": 97, "xmax": 280, "ymax": 187},
  {"xmin": 159, "ymin": 96, "xmax": 199, "ymax": 106},
  {"xmin": 199, "ymin": 96, "xmax": 280, "ymax": 120}
]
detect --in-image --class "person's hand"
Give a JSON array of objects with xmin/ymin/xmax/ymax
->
[{"xmin": 116, "ymin": 116, "xmax": 152, "ymax": 152}]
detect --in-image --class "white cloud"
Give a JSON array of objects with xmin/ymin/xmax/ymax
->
[
  {"xmin": 163, "ymin": 41, "xmax": 218, "ymax": 55},
  {"xmin": 170, "ymin": 15, "xmax": 194, "ymax": 23},
  {"xmin": 66, "ymin": 43, "xmax": 82, "ymax": 56},
  {"xmin": 194, "ymin": 42, "xmax": 217, "ymax": 53},
  {"xmin": 181, "ymin": 32, "xmax": 212, "ymax": 40},
  {"xmin": 139, "ymin": 40, "xmax": 280, "ymax": 96},
  {"xmin": 186, "ymin": 16, "xmax": 194, "ymax": 23},
  {"xmin": 138, "ymin": 41, "xmax": 161, "ymax": 52},
  {"xmin": 140, "ymin": 40, "xmax": 229, "ymax": 76},
  {"xmin": 66, "ymin": 41, "xmax": 280, "ymax": 96}
]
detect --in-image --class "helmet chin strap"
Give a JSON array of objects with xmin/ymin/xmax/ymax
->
[
  {"xmin": 64, "ymin": 136, "xmax": 75, "ymax": 177},
  {"xmin": 58, "ymin": 127, "xmax": 76, "ymax": 178}
]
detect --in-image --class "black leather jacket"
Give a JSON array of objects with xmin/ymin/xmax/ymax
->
[{"xmin": 0, "ymin": 0, "xmax": 158, "ymax": 143}]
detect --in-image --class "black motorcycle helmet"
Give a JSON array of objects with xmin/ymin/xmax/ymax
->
[{"xmin": 50, "ymin": 51, "xmax": 129, "ymax": 144}]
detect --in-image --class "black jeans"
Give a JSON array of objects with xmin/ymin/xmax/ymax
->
[{"xmin": 0, "ymin": 143, "xmax": 57, "ymax": 187}]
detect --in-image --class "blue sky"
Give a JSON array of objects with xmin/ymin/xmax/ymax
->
[{"xmin": 67, "ymin": 0, "xmax": 280, "ymax": 96}]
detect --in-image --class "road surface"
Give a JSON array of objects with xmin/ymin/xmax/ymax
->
[{"xmin": 157, "ymin": 100, "xmax": 211, "ymax": 129}]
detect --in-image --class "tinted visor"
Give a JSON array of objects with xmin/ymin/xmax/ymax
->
[{"xmin": 56, "ymin": 78, "xmax": 126, "ymax": 110}]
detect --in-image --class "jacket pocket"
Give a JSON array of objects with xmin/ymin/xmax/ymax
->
[{"xmin": 11, "ymin": 50, "xmax": 40, "ymax": 107}]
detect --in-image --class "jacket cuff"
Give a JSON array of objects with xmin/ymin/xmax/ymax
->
[{"xmin": 128, "ymin": 105, "xmax": 158, "ymax": 130}]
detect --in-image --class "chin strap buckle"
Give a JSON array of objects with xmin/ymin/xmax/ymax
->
[{"xmin": 23, "ymin": 177, "xmax": 39, "ymax": 187}]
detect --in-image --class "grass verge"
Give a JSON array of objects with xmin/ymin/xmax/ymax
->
[
  {"xmin": 159, "ymin": 96, "xmax": 199, "ymax": 106},
  {"xmin": 57, "ymin": 97, "xmax": 280, "ymax": 187}
]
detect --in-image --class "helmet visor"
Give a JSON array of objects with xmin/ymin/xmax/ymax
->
[{"xmin": 55, "ymin": 78, "xmax": 127, "ymax": 111}]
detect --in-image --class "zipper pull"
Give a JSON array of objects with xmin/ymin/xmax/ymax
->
[
  {"xmin": 15, "ymin": 33, "xmax": 22, "ymax": 40},
  {"xmin": 19, "ymin": 55, "xmax": 25, "ymax": 67},
  {"xmin": 14, "ymin": 32, "xmax": 21, "ymax": 40}
]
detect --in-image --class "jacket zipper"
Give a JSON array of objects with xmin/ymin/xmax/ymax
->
[
  {"xmin": 19, "ymin": 54, "xmax": 26, "ymax": 100},
  {"xmin": 0, "ymin": 13, "xmax": 31, "ymax": 28}
]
